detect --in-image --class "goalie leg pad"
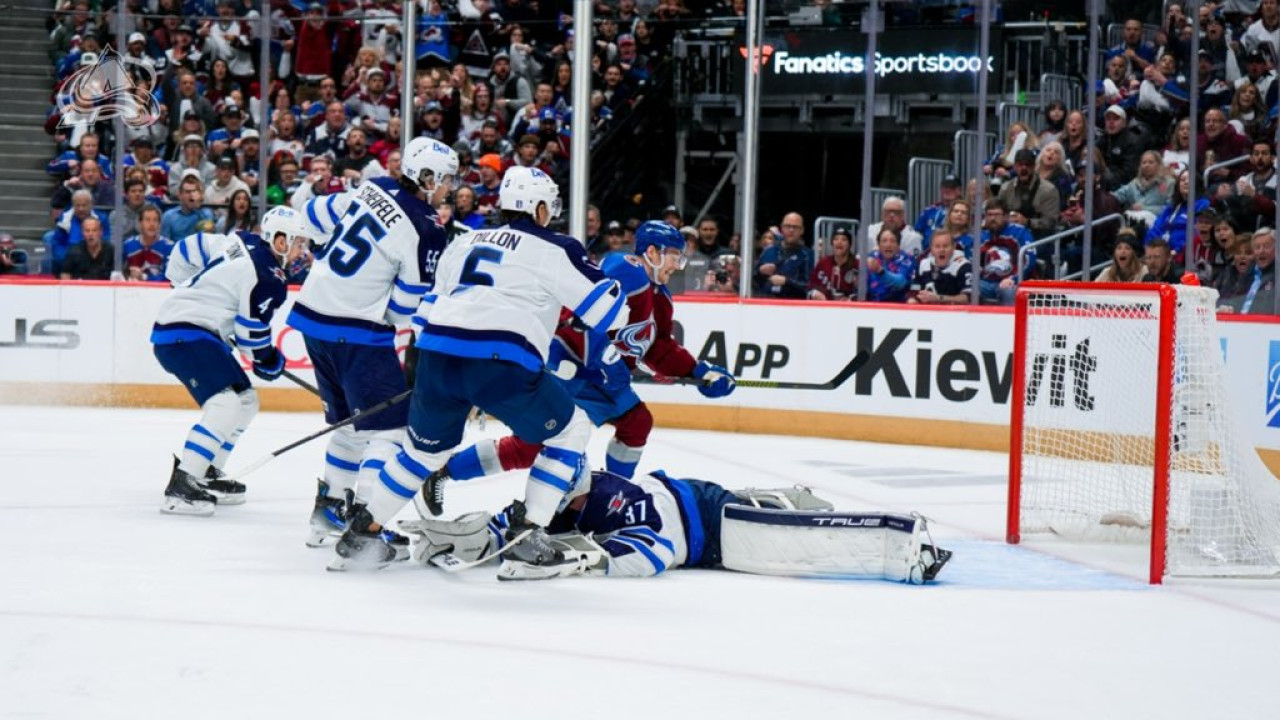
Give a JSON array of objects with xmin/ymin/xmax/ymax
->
[
  {"xmin": 720, "ymin": 505, "xmax": 950, "ymax": 583},
  {"xmin": 406, "ymin": 511, "xmax": 495, "ymax": 565},
  {"xmin": 734, "ymin": 486, "xmax": 835, "ymax": 512}
]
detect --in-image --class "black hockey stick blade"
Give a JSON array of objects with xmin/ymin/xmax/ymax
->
[{"xmin": 633, "ymin": 350, "xmax": 870, "ymax": 391}]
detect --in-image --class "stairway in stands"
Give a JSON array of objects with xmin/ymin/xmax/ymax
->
[{"xmin": 0, "ymin": 2, "xmax": 57, "ymax": 257}]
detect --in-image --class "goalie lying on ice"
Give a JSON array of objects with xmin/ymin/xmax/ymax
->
[{"xmin": 401, "ymin": 469, "xmax": 952, "ymax": 583}]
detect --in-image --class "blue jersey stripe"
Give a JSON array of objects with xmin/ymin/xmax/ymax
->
[
  {"xmin": 612, "ymin": 535, "xmax": 666, "ymax": 573},
  {"xmin": 235, "ymin": 315, "xmax": 269, "ymax": 330},
  {"xmin": 306, "ymin": 201, "xmax": 324, "ymax": 232},
  {"xmin": 622, "ymin": 526, "xmax": 675, "ymax": 553},
  {"xmin": 324, "ymin": 194, "xmax": 340, "ymax": 224},
  {"xmin": 234, "ymin": 335, "xmax": 270, "ymax": 349},
  {"xmin": 572, "ymin": 281, "xmax": 614, "ymax": 319},
  {"xmin": 394, "ymin": 278, "xmax": 428, "ymax": 295},
  {"xmin": 287, "ymin": 304, "xmax": 395, "ymax": 347},
  {"xmin": 179, "ymin": 238, "xmax": 191, "ymax": 264},
  {"xmin": 387, "ymin": 299, "xmax": 417, "ymax": 316},
  {"xmin": 195, "ymin": 233, "xmax": 209, "ymax": 265}
]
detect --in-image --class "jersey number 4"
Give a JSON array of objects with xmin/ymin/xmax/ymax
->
[{"xmin": 317, "ymin": 213, "xmax": 386, "ymax": 277}]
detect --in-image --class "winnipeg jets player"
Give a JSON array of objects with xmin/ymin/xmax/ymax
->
[
  {"xmin": 289, "ymin": 136, "xmax": 458, "ymax": 548},
  {"xmin": 412, "ymin": 220, "xmax": 737, "ymax": 517},
  {"xmin": 151, "ymin": 207, "xmax": 320, "ymax": 516},
  {"xmin": 327, "ymin": 166, "xmax": 628, "ymax": 570},
  {"xmin": 408, "ymin": 469, "xmax": 953, "ymax": 583}
]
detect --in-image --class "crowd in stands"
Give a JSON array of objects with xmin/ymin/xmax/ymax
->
[{"xmin": 16, "ymin": 0, "xmax": 1276, "ymax": 313}]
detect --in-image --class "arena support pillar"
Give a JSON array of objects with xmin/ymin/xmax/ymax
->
[{"xmin": 569, "ymin": 0, "xmax": 593, "ymax": 241}]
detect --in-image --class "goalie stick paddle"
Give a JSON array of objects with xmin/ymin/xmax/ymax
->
[
  {"xmin": 427, "ymin": 528, "xmax": 532, "ymax": 573},
  {"xmin": 632, "ymin": 350, "xmax": 870, "ymax": 390},
  {"xmin": 224, "ymin": 389, "xmax": 414, "ymax": 481}
]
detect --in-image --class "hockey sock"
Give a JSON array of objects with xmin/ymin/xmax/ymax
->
[
  {"xmin": 526, "ymin": 446, "xmax": 586, "ymax": 527},
  {"xmin": 605, "ymin": 403, "xmax": 652, "ymax": 479},
  {"xmin": 369, "ymin": 444, "xmax": 450, "ymax": 527},
  {"xmin": 212, "ymin": 389, "xmax": 259, "ymax": 471},
  {"xmin": 605, "ymin": 440, "xmax": 645, "ymax": 479},
  {"xmin": 352, "ymin": 429, "xmax": 404, "ymax": 506},
  {"xmin": 180, "ymin": 389, "xmax": 242, "ymax": 478},
  {"xmin": 445, "ymin": 441, "xmax": 494, "ymax": 481},
  {"xmin": 323, "ymin": 426, "xmax": 365, "ymax": 499}
]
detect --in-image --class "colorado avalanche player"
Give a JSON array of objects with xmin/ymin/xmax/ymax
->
[
  {"xmin": 410, "ymin": 220, "xmax": 738, "ymax": 520},
  {"xmin": 150, "ymin": 207, "xmax": 321, "ymax": 515},
  {"xmin": 289, "ymin": 136, "xmax": 459, "ymax": 548},
  {"xmin": 406, "ymin": 469, "xmax": 952, "ymax": 583},
  {"xmin": 327, "ymin": 165, "xmax": 628, "ymax": 570}
]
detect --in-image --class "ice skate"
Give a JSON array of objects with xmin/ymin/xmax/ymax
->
[
  {"xmin": 412, "ymin": 465, "xmax": 449, "ymax": 520},
  {"xmin": 919, "ymin": 544, "xmax": 953, "ymax": 582},
  {"xmin": 161, "ymin": 457, "xmax": 217, "ymax": 517},
  {"xmin": 199, "ymin": 465, "xmax": 246, "ymax": 506},
  {"xmin": 306, "ymin": 480, "xmax": 347, "ymax": 548},
  {"xmin": 327, "ymin": 504, "xmax": 403, "ymax": 571},
  {"xmin": 497, "ymin": 501, "xmax": 572, "ymax": 571}
]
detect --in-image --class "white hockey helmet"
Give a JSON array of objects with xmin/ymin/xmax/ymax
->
[
  {"xmin": 260, "ymin": 206, "xmax": 319, "ymax": 261},
  {"xmin": 402, "ymin": 136, "xmax": 459, "ymax": 191},
  {"xmin": 498, "ymin": 165, "xmax": 561, "ymax": 222}
]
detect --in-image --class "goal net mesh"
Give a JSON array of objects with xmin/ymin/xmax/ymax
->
[{"xmin": 1015, "ymin": 285, "xmax": 1280, "ymax": 577}]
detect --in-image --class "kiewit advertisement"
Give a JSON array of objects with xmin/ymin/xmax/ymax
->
[{"xmin": 735, "ymin": 27, "xmax": 1002, "ymax": 96}]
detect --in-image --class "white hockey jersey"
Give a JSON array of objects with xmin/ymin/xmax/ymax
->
[
  {"xmin": 290, "ymin": 176, "xmax": 448, "ymax": 347},
  {"xmin": 151, "ymin": 232, "xmax": 288, "ymax": 357},
  {"xmin": 166, "ymin": 231, "xmax": 236, "ymax": 287},
  {"xmin": 413, "ymin": 218, "xmax": 626, "ymax": 372}
]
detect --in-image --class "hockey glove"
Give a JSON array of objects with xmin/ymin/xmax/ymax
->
[
  {"xmin": 693, "ymin": 362, "xmax": 736, "ymax": 398},
  {"xmin": 251, "ymin": 346, "xmax": 285, "ymax": 382}
]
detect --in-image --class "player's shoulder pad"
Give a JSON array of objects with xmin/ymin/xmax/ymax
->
[{"xmin": 602, "ymin": 253, "xmax": 651, "ymax": 294}]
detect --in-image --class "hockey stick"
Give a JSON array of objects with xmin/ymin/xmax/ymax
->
[
  {"xmin": 631, "ymin": 350, "xmax": 870, "ymax": 391},
  {"xmin": 426, "ymin": 528, "xmax": 532, "ymax": 573},
  {"xmin": 225, "ymin": 388, "xmax": 414, "ymax": 481},
  {"xmin": 282, "ymin": 369, "xmax": 321, "ymax": 397}
]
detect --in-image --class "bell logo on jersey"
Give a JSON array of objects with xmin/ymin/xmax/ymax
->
[{"xmin": 1266, "ymin": 341, "xmax": 1280, "ymax": 428}]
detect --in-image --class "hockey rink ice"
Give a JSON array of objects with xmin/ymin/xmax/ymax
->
[{"xmin": 2, "ymin": 405, "xmax": 1278, "ymax": 719}]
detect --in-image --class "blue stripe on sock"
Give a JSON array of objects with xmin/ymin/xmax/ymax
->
[
  {"xmin": 379, "ymin": 468, "xmax": 416, "ymax": 498},
  {"xmin": 184, "ymin": 441, "xmax": 216, "ymax": 461},
  {"xmin": 539, "ymin": 446, "xmax": 582, "ymax": 466},
  {"xmin": 529, "ymin": 466, "xmax": 571, "ymax": 492},
  {"xmin": 360, "ymin": 459, "xmax": 386, "ymax": 471},
  {"xmin": 325, "ymin": 453, "xmax": 361, "ymax": 472},
  {"xmin": 191, "ymin": 424, "xmax": 220, "ymax": 442}
]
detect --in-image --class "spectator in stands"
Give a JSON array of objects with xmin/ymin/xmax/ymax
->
[
  {"xmin": 1100, "ymin": 105, "xmax": 1144, "ymax": 190},
  {"xmin": 865, "ymin": 227, "xmax": 914, "ymax": 303},
  {"xmin": 1142, "ymin": 237, "xmax": 1182, "ymax": 283},
  {"xmin": 46, "ymin": 132, "xmax": 110, "ymax": 180},
  {"xmin": 1096, "ymin": 229, "xmax": 1147, "ymax": 283},
  {"xmin": 985, "ymin": 122, "xmax": 1037, "ymax": 182},
  {"xmin": 115, "ymin": 178, "xmax": 151, "ymax": 240},
  {"xmin": 1112, "ymin": 150, "xmax": 1175, "ymax": 227},
  {"xmin": 291, "ymin": 153, "xmax": 347, "ymax": 206},
  {"xmin": 123, "ymin": 205, "xmax": 174, "ymax": 282},
  {"xmin": 1135, "ymin": 52, "xmax": 1182, "ymax": 136},
  {"xmin": 1237, "ymin": 139, "xmax": 1278, "ymax": 199},
  {"xmin": 1228, "ymin": 81, "xmax": 1267, "ymax": 140},
  {"xmin": 305, "ymin": 101, "xmax": 352, "ymax": 164},
  {"xmin": 461, "ymin": 84, "xmax": 502, "ymax": 144},
  {"xmin": 0, "ymin": 234, "xmax": 25, "ymax": 275},
  {"xmin": 1147, "ymin": 170, "xmax": 1210, "ymax": 258},
  {"xmin": 1200, "ymin": 107, "xmax": 1252, "ymax": 182},
  {"xmin": 237, "ymin": 130, "xmax": 261, "ymax": 190},
  {"xmin": 807, "ymin": 226, "xmax": 857, "ymax": 301},
  {"xmin": 913, "ymin": 174, "xmax": 962, "ymax": 247},
  {"xmin": 346, "ymin": 67, "xmax": 398, "ymax": 140},
  {"xmin": 1036, "ymin": 142, "xmax": 1074, "ymax": 211},
  {"xmin": 754, "ymin": 212, "xmax": 812, "ymax": 299},
  {"xmin": 217, "ymin": 189, "xmax": 255, "ymax": 234},
  {"xmin": 473, "ymin": 153, "xmax": 504, "ymax": 215},
  {"xmin": 601, "ymin": 64, "xmax": 633, "ymax": 114},
  {"xmin": 472, "ymin": 120, "xmax": 514, "ymax": 161},
  {"xmin": 1224, "ymin": 227, "xmax": 1276, "ymax": 314},
  {"xmin": 48, "ymin": 189, "xmax": 110, "ymax": 276},
  {"xmin": 207, "ymin": 104, "xmax": 247, "ymax": 159},
  {"xmin": 490, "ymin": 51, "xmax": 532, "ymax": 123},
  {"xmin": 162, "ymin": 174, "xmax": 214, "ymax": 242},
  {"xmin": 123, "ymin": 138, "xmax": 170, "ymax": 197},
  {"xmin": 334, "ymin": 128, "xmax": 378, "ymax": 182},
  {"xmin": 1062, "ymin": 110, "xmax": 1089, "ymax": 173},
  {"xmin": 1039, "ymin": 100, "xmax": 1068, "ymax": 144},
  {"xmin": 998, "ymin": 149, "xmax": 1060, "ymax": 238},
  {"xmin": 1163, "ymin": 117, "xmax": 1192, "ymax": 176},
  {"xmin": 868, "ymin": 196, "xmax": 924, "ymax": 257},
  {"xmin": 1194, "ymin": 49, "xmax": 1234, "ymax": 110},
  {"xmin": 661, "ymin": 205, "xmax": 684, "ymax": 229},
  {"xmin": 169, "ymin": 134, "xmax": 214, "ymax": 197},
  {"xmin": 1113, "ymin": 18, "xmax": 1157, "ymax": 72},
  {"xmin": 270, "ymin": 110, "xmax": 306, "ymax": 163},
  {"xmin": 685, "ymin": 217, "xmax": 731, "ymax": 294},
  {"xmin": 908, "ymin": 230, "xmax": 972, "ymax": 305},
  {"xmin": 941, "ymin": 199, "xmax": 976, "ymax": 258},
  {"xmin": 205, "ymin": 154, "xmax": 250, "ymax": 212},
  {"xmin": 163, "ymin": 23, "xmax": 202, "ymax": 76},
  {"xmin": 1102, "ymin": 53, "xmax": 1137, "ymax": 106},
  {"xmin": 204, "ymin": 57, "xmax": 239, "ymax": 108},
  {"xmin": 1237, "ymin": 47, "xmax": 1277, "ymax": 105},
  {"xmin": 452, "ymin": 186, "xmax": 486, "ymax": 230},
  {"xmin": 166, "ymin": 71, "xmax": 216, "ymax": 144},
  {"xmin": 418, "ymin": 100, "xmax": 460, "ymax": 145},
  {"xmin": 203, "ymin": 0, "xmax": 255, "ymax": 86},
  {"xmin": 60, "ymin": 216, "xmax": 113, "ymax": 280},
  {"xmin": 51, "ymin": 158, "xmax": 113, "ymax": 212},
  {"xmin": 1211, "ymin": 236, "xmax": 1257, "ymax": 306},
  {"xmin": 1199, "ymin": 217, "xmax": 1239, "ymax": 282},
  {"xmin": 269, "ymin": 156, "xmax": 302, "ymax": 206},
  {"xmin": 977, "ymin": 198, "xmax": 1034, "ymax": 306},
  {"xmin": 1240, "ymin": 0, "xmax": 1280, "ymax": 63},
  {"xmin": 704, "ymin": 255, "xmax": 741, "ymax": 295}
]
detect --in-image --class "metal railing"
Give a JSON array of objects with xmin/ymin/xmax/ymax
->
[
  {"xmin": 907, "ymin": 157, "xmax": 953, "ymax": 224},
  {"xmin": 1001, "ymin": 22, "xmax": 1090, "ymax": 100},
  {"xmin": 812, "ymin": 215, "xmax": 859, "ymax": 259},
  {"xmin": 1040, "ymin": 73, "xmax": 1083, "ymax": 112},
  {"xmin": 1015, "ymin": 213, "xmax": 1125, "ymax": 282},
  {"xmin": 1202, "ymin": 155, "xmax": 1251, "ymax": 185},
  {"xmin": 1061, "ymin": 259, "xmax": 1113, "ymax": 282},
  {"xmin": 870, "ymin": 187, "xmax": 907, "ymax": 219},
  {"xmin": 954, "ymin": 130, "xmax": 997, "ymax": 183},
  {"xmin": 998, "ymin": 102, "xmax": 1044, "ymax": 144}
]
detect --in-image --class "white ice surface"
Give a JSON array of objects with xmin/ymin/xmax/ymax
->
[{"xmin": 2, "ymin": 405, "xmax": 1278, "ymax": 720}]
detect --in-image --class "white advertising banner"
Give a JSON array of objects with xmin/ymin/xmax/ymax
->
[{"xmin": 4, "ymin": 281, "xmax": 1279, "ymax": 454}]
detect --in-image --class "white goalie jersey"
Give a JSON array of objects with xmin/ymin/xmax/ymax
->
[{"xmin": 289, "ymin": 177, "xmax": 449, "ymax": 347}]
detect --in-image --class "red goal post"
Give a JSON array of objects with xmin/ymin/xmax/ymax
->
[{"xmin": 1006, "ymin": 281, "xmax": 1280, "ymax": 584}]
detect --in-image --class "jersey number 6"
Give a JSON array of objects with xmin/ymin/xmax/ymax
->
[
  {"xmin": 319, "ymin": 213, "xmax": 386, "ymax": 277},
  {"xmin": 457, "ymin": 245, "xmax": 503, "ymax": 288}
]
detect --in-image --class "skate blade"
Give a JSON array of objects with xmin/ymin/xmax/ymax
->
[
  {"xmin": 160, "ymin": 498, "xmax": 216, "ymax": 517},
  {"xmin": 305, "ymin": 531, "xmax": 341, "ymax": 548},
  {"xmin": 496, "ymin": 559, "xmax": 574, "ymax": 581},
  {"xmin": 326, "ymin": 555, "xmax": 393, "ymax": 572},
  {"xmin": 207, "ymin": 493, "xmax": 245, "ymax": 506}
]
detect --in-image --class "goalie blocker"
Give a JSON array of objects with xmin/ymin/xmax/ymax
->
[{"xmin": 402, "ymin": 470, "xmax": 951, "ymax": 584}]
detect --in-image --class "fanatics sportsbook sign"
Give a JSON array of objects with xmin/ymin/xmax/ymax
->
[{"xmin": 738, "ymin": 27, "xmax": 1001, "ymax": 96}]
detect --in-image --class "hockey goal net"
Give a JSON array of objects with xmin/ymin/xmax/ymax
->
[{"xmin": 1006, "ymin": 281, "xmax": 1280, "ymax": 583}]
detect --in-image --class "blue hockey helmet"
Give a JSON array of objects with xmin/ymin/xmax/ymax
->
[{"xmin": 634, "ymin": 220, "xmax": 686, "ymax": 262}]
